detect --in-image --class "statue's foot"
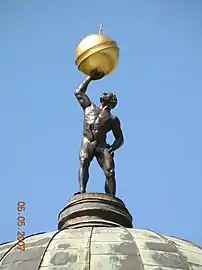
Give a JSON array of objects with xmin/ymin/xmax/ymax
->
[{"xmin": 74, "ymin": 190, "xmax": 86, "ymax": 195}]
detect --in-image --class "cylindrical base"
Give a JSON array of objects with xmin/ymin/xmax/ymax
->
[{"xmin": 58, "ymin": 193, "xmax": 133, "ymax": 230}]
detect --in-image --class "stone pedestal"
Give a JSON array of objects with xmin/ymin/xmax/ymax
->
[{"xmin": 58, "ymin": 193, "xmax": 133, "ymax": 229}]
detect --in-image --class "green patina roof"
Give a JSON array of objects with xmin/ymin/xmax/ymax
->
[{"xmin": 0, "ymin": 227, "xmax": 202, "ymax": 270}]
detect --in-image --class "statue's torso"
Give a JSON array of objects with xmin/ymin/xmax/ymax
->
[{"xmin": 83, "ymin": 103, "xmax": 112, "ymax": 143}]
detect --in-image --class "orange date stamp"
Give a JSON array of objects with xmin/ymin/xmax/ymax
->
[{"xmin": 17, "ymin": 201, "xmax": 26, "ymax": 251}]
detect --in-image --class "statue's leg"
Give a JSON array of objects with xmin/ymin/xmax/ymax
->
[
  {"xmin": 96, "ymin": 148, "xmax": 116, "ymax": 196},
  {"xmin": 79, "ymin": 137, "xmax": 94, "ymax": 193}
]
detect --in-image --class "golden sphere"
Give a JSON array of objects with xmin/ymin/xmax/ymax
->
[{"xmin": 75, "ymin": 34, "xmax": 119, "ymax": 76}]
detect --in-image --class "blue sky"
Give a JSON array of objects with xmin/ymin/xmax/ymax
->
[{"xmin": 0, "ymin": 0, "xmax": 202, "ymax": 245}]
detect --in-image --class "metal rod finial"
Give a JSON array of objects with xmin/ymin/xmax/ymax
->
[{"xmin": 99, "ymin": 23, "xmax": 103, "ymax": 34}]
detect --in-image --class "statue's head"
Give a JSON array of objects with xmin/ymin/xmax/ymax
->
[{"xmin": 100, "ymin": 92, "xmax": 117, "ymax": 110}]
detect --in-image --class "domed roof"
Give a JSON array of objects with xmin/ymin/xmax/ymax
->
[
  {"xmin": 0, "ymin": 227, "xmax": 202, "ymax": 270},
  {"xmin": 2, "ymin": 194, "xmax": 201, "ymax": 269}
]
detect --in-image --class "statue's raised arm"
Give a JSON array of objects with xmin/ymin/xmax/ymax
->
[
  {"xmin": 75, "ymin": 76, "xmax": 92, "ymax": 109},
  {"xmin": 75, "ymin": 69, "xmax": 105, "ymax": 109}
]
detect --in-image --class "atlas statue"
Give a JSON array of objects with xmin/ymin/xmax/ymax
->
[{"xmin": 75, "ymin": 69, "xmax": 124, "ymax": 196}]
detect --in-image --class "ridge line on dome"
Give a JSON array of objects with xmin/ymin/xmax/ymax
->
[
  {"xmin": 89, "ymin": 227, "xmax": 94, "ymax": 270},
  {"xmin": 0, "ymin": 231, "xmax": 46, "ymax": 247},
  {"xmin": 147, "ymin": 229, "xmax": 194, "ymax": 270},
  {"xmin": 169, "ymin": 235, "xmax": 202, "ymax": 250},
  {"xmin": 0, "ymin": 231, "xmax": 46, "ymax": 265},
  {"xmin": 37, "ymin": 230, "xmax": 60, "ymax": 270},
  {"xmin": 0, "ymin": 242, "xmax": 17, "ymax": 264},
  {"xmin": 120, "ymin": 226, "xmax": 145, "ymax": 270}
]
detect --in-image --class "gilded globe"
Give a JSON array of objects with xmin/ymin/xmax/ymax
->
[{"xmin": 75, "ymin": 34, "xmax": 119, "ymax": 76}]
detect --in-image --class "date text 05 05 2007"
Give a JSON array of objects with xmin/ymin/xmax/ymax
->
[{"xmin": 17, "ymin": 201, "xmax": 25, "ymax": 251}]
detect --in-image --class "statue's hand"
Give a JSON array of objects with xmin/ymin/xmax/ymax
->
[{"xmin": 89, "ymin": 69, "xmax": 105, "ymax": 80}]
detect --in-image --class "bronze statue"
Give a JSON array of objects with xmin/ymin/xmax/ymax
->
[{"xmin": 75, "ymin": 69, "xmax": 124, "ymax": 196}]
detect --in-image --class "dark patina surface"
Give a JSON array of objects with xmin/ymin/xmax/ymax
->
[
  {"xmin": 75, "ymin": 70, "xmax": 124, "ymax": 196},
  {"xmin": 58, "ymin": 193, "xmax": 133, "ymax": 230}
]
